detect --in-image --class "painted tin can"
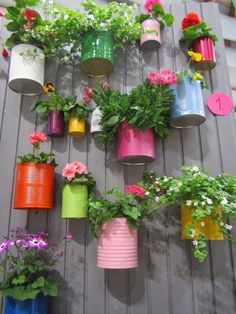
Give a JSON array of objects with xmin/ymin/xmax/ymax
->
[
  {"xmin": 97, "ymin": 218, "xmax": 138, "ymax": 269},
  {"xmin": 68, "ymin": 117, "xmax": 85, "ymax": 137},
  {"xmin": 181, "ymin": 205, "xmax": 223, "ymax": 240},
  {"xmin": 4, "ymin": 294, "xmax": 48, "ymax": 314},
  {"xmin": 192, "ymin": 36, "xmax": 216, "ymax": 71},
  {"xmin": 80, "ymin": 31, "xmax": 114, "ymax": 77},
  {"xmin": 91, "ymin": 107, "xmax": 102, "ymax": 133},
  {"xmin": 141, "ymin": 19, "xmax": 161, "ymax": 50},
  {"xmin": 170, "ymin": 76, "xmax": 205, "ymax": 128},
  {"xmin": 48, "ymin": 110, "xmax": 64, "ymax": 137},
  {"xmin": 61, "ymin": 184, "xmax": 88, "ymax": 219},
  {"xmin": 8, "ymin": 44, "xmax": 45, "ymax": 95},
  {"xmin": 117, "ymin": 121, "xmax": 155, "ymax": 164}
]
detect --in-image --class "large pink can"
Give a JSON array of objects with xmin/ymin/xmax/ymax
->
[
  {"xmin": 192, "ymin": 36, "xmax": 216, "ymax": 71},
  {"xmin": 141, "ymin": 19, "xmax": 161, "ymax": 50},
  {"xmin": 117, "ymin": 121, "xmax": 155, "ymax": 164},
  {"xmin": 97, "ymin": 218, "xmax": 138, "ymax": 269}
]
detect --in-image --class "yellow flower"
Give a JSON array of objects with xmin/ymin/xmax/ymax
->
[
  {"xmin": 193, "ymin": 72, "xmax": 203, "ymax": 81},
  {"xmin": 188, "ymin": 50, "xmax": 202, "ymax": 62},
  {"xmin": 43, "ymin": 83, "xmax": 55, "ymax": 95}
]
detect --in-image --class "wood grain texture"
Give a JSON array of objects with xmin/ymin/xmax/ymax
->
[{"xmin": 0, "ymin": 2, "xmax": 236, "ymax": 314}]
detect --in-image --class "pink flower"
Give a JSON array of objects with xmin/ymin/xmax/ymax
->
[
  {"xmin": 144, "ymin": 0, "xmax": 163, "ymax": 13},
  {"xmin": 146, "ymin": 71, "xmax": 160, "ymax": 85},
  {"xmin": 29, "ymin": 131, "xmax": 47, "ymax": 145},
  {"xmin": 62, "ymin": 163, "xmax": 77, "ymax": 181},
  {"xmin": 0, "ymin": 10, "xmax": 5, "ymax": 17},
  {"xmin": 65, "ymin": 232, "xmax": 73, "ymax": 240},
  {"xmin": 125, "ymin": 185, "xmax": 145, "ymax": 199},
  {"xmin": 84, "ymin": 87, "xmax": 93, "ymax": 98},
  {"xmin": 146, "ymin": 70, "xmax": 177, "ymax": 86},
  {"xmin": 102, "ymin": 81, "xmax": 110, "ymax": 90},
  {"xmin": 83, "ymin": 95, "xmax": 92, "ymax": 104},
  {"xmin": 2, "ymin": 48, "xmax": 9, "ymax": 58},
  {"xmin": 71, "ymin": 161, "xmax": 88, "ymax": 174}
]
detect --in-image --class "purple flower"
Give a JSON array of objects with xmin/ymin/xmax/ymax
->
[
  {"xmin": 28, "ymin": 237, "xmax": 48, "ymax": 249},
  {"xmin": 0, "ymin": 240, "xmax": 13, "ymax": 255},
  {"xmin": 65, "ymin": 232, "xmax": 73, "ymax": 241}
]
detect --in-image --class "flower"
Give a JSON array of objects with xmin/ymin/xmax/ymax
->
[
  {"xmin": 182, "ymin": 12, "xmax": 201, "ymax": 29},
  {"xmin": 155, "ymin": 196, "xmax": 160, "ymax": 202},
  {"xmin": 43, "ymin": 83, "xmax": 55, "ymax": 95},
  {"xmin": 146, "ymin": 70, "xmax": 177, "ymax": 86},
  {"xmin": 200, "ymin": 221, "xmax": 205, "ymax": 227},
  {"xmin": 0, "ymin": 240, "xmax": 11, "ymax": 255},
  {"xmin": 28, "ymin": 237, "xmax": 48, "ymax": 249},
  {"xmin": 23, "ymin": 9, "xmax": 38, "ymax": 22},
  {"xmin": 163, "ymin": 176, "xmax": 169, "ymax": 182},
  {"xmin": 225, "ymin": 224, "xmax": 232, "ymax": 230},
  {"xmin": 2, "ymin": 48, "xmax": 9, "ymax": 58},
  {"xmin": 221, "ymin": 197, "xmax": 228, "ymax": 205},
  {"xmin": 65, "ymin": 232, "xmax": 73, "ymax": 240},
  {"xmin": 193, "ymin": 240, "xmax": 198, "ymax": 246},
  {"xmin": 0, "ymin": 10, "xmax": 5, "ymax": 17},
  {"xmin": 188, "ymin": 51, "xmax": 202, "ymax": 62},
  {"xmin": 186, "ymin": 200, "xmax": 192, "ymax": 206},
  {"xmin": 62, "ymin": 163, "xmax": 77, "ymax": 181},
  {"xmin": 192, "ymin": 72, "xmax": 203, "ymax": 81},
  {"xmin": 71, "ymin": 161, "xmax": 88, "ymax": 174},
  {"xmin": 102, "ymin": 81, "xmax": 110, "ymax": 90},
  {"xmin": 191, "ymin": 230, "xmax": 196, "ymax": 238},
  {"xmin": 145, "ymin": 191, "xmax": 150, "ymax": 196},
  {"xmin": 83, "ymin": 95, "xmax": 92, "ymax": 104},
  {"xmin": 206, "ymin": 198, "xmax": 213, "ymax": 205},
  {"xmin": 125, "ymin": 184, "xmax": 145, "ymax": 199},
  {"xmin": 144, "ymin": 0, "xmax": 163, "ymax": 14},
  {"xmin": 29, "ymin": 131, "xmax": 47, "ymax": 145},
  {"xmin": 192, "ymin": 166, "xmax": 199, "ymax": 172},
  {"xmin": 84, "ymin": 87, "xmax": 93, "ymax": 98}
]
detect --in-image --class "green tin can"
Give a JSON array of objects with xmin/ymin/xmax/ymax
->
[
  {"xmin": 61, "ymin": 184, "xmax": 88, "ymax": 219},
  {"xmin": 80, "ymin": 31, "xmax": 114, "ymax": 77}
]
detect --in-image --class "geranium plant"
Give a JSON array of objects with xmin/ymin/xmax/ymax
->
[
  {"xmin": 0, "ymin": 228, "xmax": 72, "ymax": 300},
  {"xmin": 136, "ymin": 0, "xmax": 174, "ymax": 29},
  {"xmin": 88, "ymin": 184, "xmax": 156, "ymax": 237},
  {"xmin": 179, "ymin": 12, "xmax": 218, "ymax": 49},
  {"xmin": 143, "ymin": 165, "xmax": 236, "ymax": 262},
  {"xmin": 17, "ymin": 131, "xmax": 56, "ymax": 166}
]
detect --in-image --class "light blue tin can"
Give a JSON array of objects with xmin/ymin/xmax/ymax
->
[{"xmin": 170, "ymin": 76, "xmax": 206, "ymax": 128}]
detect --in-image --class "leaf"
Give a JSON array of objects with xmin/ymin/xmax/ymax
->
[
  {"xmin": 6, "ymin": 21, "xmax": 20, "ymax": 32},
  {"xmin": 104, "ymin": 115, "xmax": 119, "ymax": 127},
  {"xmin": 32, "ymin": 277, "xmax": 45, "ymax": 289},
  {"xmin": 42, "ymin": 278, "xmax": 59, "ymax": 297},
  {"xmin": 12, "ymin": 274, "xmax": 26, "ymax": 285},
  {"xmin": 123, "ymin": 206, "xmax": 141, "ymax": 220},
  {"xmin": 1, "ymin": 286, "xmax": 40, "ymax": 301},
  {"xmin": 6, "ymin": 7, "xmax": 20, "ymax": 17},
  {"xmin": 5, "ymin": 33, "xmax": 20, "ymax": 48}
]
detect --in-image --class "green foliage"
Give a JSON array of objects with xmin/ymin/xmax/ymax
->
[
  {"xmin": 17, "ymin": 152, "xmax": 57, "ymax": 166},
  {"xmin": 63, "ymin": 96, "xmax": 92, "ymax": 121},
  {"xmin": 65, "ymin": 173, "xmax": 96, "ymax": 189},
  {"xmin": 175, "ymin": 69, "xmax": 208, "ymax": 89},
  {"xmin": 143, "ymin": 165, "xmax": 236, "ymax": 262},
  {"xmin": 179, "ymin": 22, "xmax": 218, "ymax": 49},
  {"xmin": 88, "ymin": 187, "xmax": 157, "ymax": 237},
  {"xmin": 136, "ymin": 4, "xmax": 174, "ymax": 29}
]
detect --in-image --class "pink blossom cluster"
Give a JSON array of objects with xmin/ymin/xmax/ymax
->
[
  {"xmin": 102, "ymin": 81, "xmax": 110, "ymax": 90},
  {"xmin": 29, "ymin": 131, "xmax": 47, "ymax": 145},
  {"xmin": 125, "ymin": 184, "xmax": 145, "ymax": 199},
  {"xmin": 83, "ymin": 87, "xmax": 93, "ymax": 104},
  {"xmin": 146, "ymin": 70, "xmax": 177, "ymax": 86},
  {"xmin": 144, "ymin": 0, "xmax": 163, "ymax": 13},
  {"xmin": 62, "ymin": 161, "xmax": 88, "ymax": 181}
]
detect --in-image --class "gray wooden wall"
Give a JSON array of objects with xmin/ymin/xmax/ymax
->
[{"xmin": 1, "ymin": 2, "xmax": 236, "ymax": 314}]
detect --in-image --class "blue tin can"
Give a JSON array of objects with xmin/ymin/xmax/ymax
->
[
  {"xmin": 170, "ymin": 76, "xmax": 206, "ymax": 128},
  {"xmin": 4, "ymin": 294, "xmax": 48, "ymax": 314}
]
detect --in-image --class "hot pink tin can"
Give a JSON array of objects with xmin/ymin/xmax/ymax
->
[
  {"xmin": 141, "ymin": 19, "xmax": 161, "ymax": 50},
  {"xmin": 97, "ymin": 218, "xmax": 138, "ymax": 269},
  {"xmin": 192, "ymin": 36, "xmax": 216, "ymax": 71}
]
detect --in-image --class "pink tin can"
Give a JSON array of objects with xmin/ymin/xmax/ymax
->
[
  {"xmin": 117, "ymin": 121, "xmax": 155, "ymax": 164},
  {"xmin": 192, "ymin": 36, "xmax": 216, "ymax": 71},
  {"xmin": 141, "ymin": 19, "xmax": 161, "ymax": 50},
  {"xmin": 97, "ymin": 218, "xmax": 138, "ymax": 269}
]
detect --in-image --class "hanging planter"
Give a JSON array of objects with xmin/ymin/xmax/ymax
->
[
  {"xmin": 4, "ymin": 294, "xmax": 48, "ymax": 314},
  {"xmin": 91, "ymin": 107, "xmax": 102, "ymax": 134},
  {"xmin": 80, "ymin": 31, "xmax": 114, "ymax": 77},
  {"xmin": 8, "ymin": 44, "xmax": 45, "ymax": 96},
  {"xmin": 117, "ymin": 121, "xmax": 155, "ymax": 164},
  {"xmin": 192, "ymin": 37, "xmax": 216, "ymax": 71},
  {"xmin": 140, "ymin": 19, "xmax": 161, "ymax": 50},
  {"xmin": 181, "ymin": 205, "xmax": 223, "ymax": 240},
  {"xmin": 97, "ymin": 218, "xmax": 138, "ymax": 269},
  {"xmin": 170, "ymin": 75, "xmax": 205, "ymax": 128},
  {"xmin": 68, "ymin": 117, "xmax": 86, "ymax": 137},
  {"xmin": 48, "ymin": 110, "xmax": 64, "ymax": 137},
  {"xmin": 13, "ymin": 162, "xmax": 54, "ymax": 210}
]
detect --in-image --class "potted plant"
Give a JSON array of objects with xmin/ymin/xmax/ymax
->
[
  {"xmin": 136, "ymin": 0, "xmax": 174, "ymax": 50},
  {"xmin": 179, "ymin": 12, "xmax": 218, "ymax": 71},
  {"xmin": 0, "ymin": 228, "xmax": 73, "ymax": 314},
  {"xmin": 79, "ymin": 0, "xmax": 141, "ymax": 77},
  {"xmin": 63, "ymin": 88, "xmax": 92, "ymax": 138},
  {"xmin": 13, "ymin": 131, "xmax": 56, "ymax": 210},
  {"xmin": 143, "ymin": 165, "xmax": 236, "ymax": 262},
  {"xmin": 88, "ymin": 184, "xmax": 156, "ymax": 269},
  {"xmin": 169, "ymin": 67, "xmax": 208, "ymax": 128},
  {"xmin": 91, "ymin": 70, "xmax": 176, "ymax": 164},
  {"xmin": 61, "ymin": 161, "xmax": 96, "ymax": 219}
]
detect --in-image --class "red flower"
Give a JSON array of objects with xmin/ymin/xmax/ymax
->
[
  {"xmin": 29, "ymin": 131, "xmax": 47, "ymax": 145},
  {"xmin": 125, "ymin": 185, "xmax": 145, "ymax": 199},
  {"xmin": 2, "ymin": 48, "xmax": 9, "ymax": 58},
  {"xmin": 83, "ymin": 95, "xmax": 92, "ymax": 104},
  {"xmin": 182, "ymin": 12, "xmax": 201, "ymax": 29},
  {"xmin": 84, "ymin": 87, "xmax": 93, "ymax": 98},
  {"xmin": 23, "ymin": 9, "xmax": 38, "ymax": 21}
]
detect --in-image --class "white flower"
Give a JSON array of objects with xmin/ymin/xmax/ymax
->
[
  {"xmin": 193, "ymin": 202, "xmax": 198, "ymax": 206},
  {"xmin": 193, "ymin": 240, "xmax": 198, "ymax": 246},
  {"xmin": 220, "ymin": 222, "xmax": 224, "ymax": 226},
  {"xmin": 155, "ymin": 196, "xmax": 159, "ymax": 202},
  {"xmin": 145, "ymin": 191, "xmax": 150, "ymax": 196},
  {"xmin": 163, "ymin": 176, "xmax": 168, "ymax": 182},
  {"xmin": 201, "ymin": 201, "xmax": 206, "ymax": 206},
  {"xmin": 192, "ymin": 166, "xmax": 199, "ymax": 172},
  {"xmin": 174, "ymin": 187, "xmax": 179, "ymax": 192},
  {"xmin": 206, "ymin": 198, "xmax": 213, "ymax": 205},
  {"xmin": 191, "ymin": 230, "xmax": 196, "ymax": 238},
  {"xmin": 225, "ymin": 224, "xmax": 233, "ymax": 230},
  {"xmin": 221, "ymin": 197, "xmax": 228, "ymax": 205},
  {"xmin": 202, "ymin": 195, "xmax": 206, "ymax": 199},
  {"xmin": 200, "ymin": 221, "xmax": 205, "ymax": 227},
  {"xmin": 156, "ymin": 188, "xmax": 160, "ymax": 192},
  {"xmin": 186, "ymin": 200, "xmax": 192, "ymax": 206}
]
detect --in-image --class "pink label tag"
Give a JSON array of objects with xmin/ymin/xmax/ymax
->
[{"xmin": 207, "ymin": 93, "xmax": 233, "ymax": 116}]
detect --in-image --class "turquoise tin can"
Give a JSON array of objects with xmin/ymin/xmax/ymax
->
[
  {"xmin": 169, "ymin": 76, "xmax": 206, "ymax": 128},
  {"xmin": 80, "ymin": 31, "xmax": 114, "ymax": 77}
]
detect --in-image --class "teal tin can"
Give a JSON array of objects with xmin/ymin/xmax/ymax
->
[
  {"xmin": 80, "ymin": 31, "xmax": 114, "ymax": 77},
  {"xmin": 170, "ymin": 76, "xmax": 206, "ymax": 128}
]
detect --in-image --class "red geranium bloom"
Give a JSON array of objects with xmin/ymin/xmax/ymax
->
[
  {"xmin": 125, "ymin": 185, "xmax": 145, "ymax": 199},
  {"xmin": 182, "ymin": 12, "xmax": 201, "ymax": 29},
  {"xmin": 23, "ymin": 9, "xmax": 38, "ymax": 21}
]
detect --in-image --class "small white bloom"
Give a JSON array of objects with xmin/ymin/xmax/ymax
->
[
  {"xmin": 225, "ymin": 224, "xmax": 233, "ymax": 230},
  {"xmin": 206, "ymin": 198, "xmax": 213, "ymax": 205},
  {"xmin": 186, "ymin": 200, "xmax": 192, "ymax": 206},
  {"xmin": 200, "ymin": 221, "xmax": 205, "ymax": 227},
  {"xmin": 155, "ymin": 196, "xmax": 159, "ymax": 202},
  {"xmin": 221, "ymin": 197, "xmax": 228, "ymax": 205},
  {"xmin": 201, "ymin": 201, "xmax": 206, "ymax": 206},
  {"xmin": 202, "ymin": 195, "xmax": 206, "ymax": 199},
  {"xmin": 220, "ymin": 222, "xmax": 224, "ymax": 226},
  {"xmin": 192, "ymin": 166, "xmax": 199, "ymax": 172},
  {"xmin": 193, "ymin": 240, "xmax": 198, "ymax": 246},
  {"xmin": 156, "ymin": 188, "xmax": 160, "ymax": 192},
  {"xmin": 193, "ymin": 202, "xmax": 198, "ymax": 206},
  {"xmin": 191, "ymin": 230, "xmax": 196, "ymax": 238},
  {"xmin": 145, "ymin": 191, "xmax": 150, "ymax": 196},
  {"xmin": 163, "ymin": 176, "xmax": 168, "ymax": 182},
  {"xmin": 174, "ymin": 187, "xmax": 179, "ymax": 192}
]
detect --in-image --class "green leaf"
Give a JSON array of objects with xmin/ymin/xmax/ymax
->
[
  {"xmin": 5, "ymin": 33, "xmax": 20, "ymax": 48},
  {"xmin": 6, "ymin": 7, "xmax": 20, "ymax": 17},
  {"xmin": 104, "ymin": 115, "xmax": 119, "ymax": 127},
  {"xmin": 123, "ymin": 207, "xmax": 141, "ymax": 220},
  {"xmin": 42, "ymin": 278, "xmax": 58, "ymax": 297},
  {"xmin": 6, "ymin": 21, "xmax": 20, "ymax": 32},
  {"xmin": 1, "ymin": 286, "xmax": 40, "ymax": 301},
  {"xmin": 12, "ymin": 274, "xmax": 26, "ymax": 285},
  {"xmin": 32, "ymin": 277, "xmax": 45, "ymax": 289}
]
